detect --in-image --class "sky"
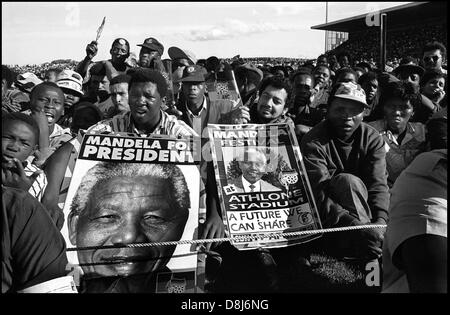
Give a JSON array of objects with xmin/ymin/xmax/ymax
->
[{"xmin": 2, "ymin": 1, "xmax": 411, "ymax": 65}]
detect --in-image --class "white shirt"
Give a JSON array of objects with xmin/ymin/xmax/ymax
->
[{"xmin": 241, "ymin": 176, "xmax": 261, "ymax": 192}]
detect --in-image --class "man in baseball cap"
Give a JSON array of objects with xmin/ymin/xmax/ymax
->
[
  {"xmin": 301, "ymin": 81, "xmax": 389, "ymax": 262},
  {"xmin": 137, "ymin": 37, "xmax": 165, "ymax": 70},
  {"xmin": 393, "ymin": 56, "xmax": 425, "ymax": 87}
]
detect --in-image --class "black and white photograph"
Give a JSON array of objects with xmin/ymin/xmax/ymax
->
[{"xmin": 2, "ymin": 1, "xmax": 446, "ymax": 298}]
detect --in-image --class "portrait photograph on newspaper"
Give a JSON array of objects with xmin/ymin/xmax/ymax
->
[
  {"xmin": 209, "ymin": 123, "xmax": 322, "ymax": 250},
  {"xmin": 60, "ymin": 133, "xmax": 204, "ymax": 293}
]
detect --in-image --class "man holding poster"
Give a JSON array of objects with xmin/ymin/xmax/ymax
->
[{"xmin": 67, "ymin": 162, "xmax": 191, "ymax": 293}]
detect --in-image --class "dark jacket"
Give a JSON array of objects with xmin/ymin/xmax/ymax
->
[
  {"xmin": 300, "ymin": 120, "xmax": 389, "ymax": 227},
  {"xmin": 2, "ymin": 187, "xmax": 68, "ymax": 293}
]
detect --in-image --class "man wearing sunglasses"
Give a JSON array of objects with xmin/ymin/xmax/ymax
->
[{"xmin": 422, "ymin": 41, "xmax": 447, "ymax": 75}]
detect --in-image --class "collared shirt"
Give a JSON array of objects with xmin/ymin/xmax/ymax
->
[
  {"xmin": 369, "ymin": 120, "xmax": 426, "ymax": 185},
  {"xmin": 242, "ymin": 177, "xmax": 261, "ymax": 193},
  {"xmin": 23, "ymin": 162, "xmax": 47, "ymax": 202},
  {"xmin": 87, "ymin": 110, "xmax": 198, "ymax": 138},
  {"xmin": 184, "ymin": 96, "xmax": 208, "ymax": 135}
]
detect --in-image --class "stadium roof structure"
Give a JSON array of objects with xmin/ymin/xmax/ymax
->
[{"xmin": 311, "ymin": 2, "xmax": 447, "ymax": 33}]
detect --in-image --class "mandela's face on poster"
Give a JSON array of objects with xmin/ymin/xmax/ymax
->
[
  {"xmin": 238, "ymin": 149, "xmax": 268, "ymax": 184},
  {"xmin": 68, "ymin": 175, "xmax": 189, "ymax": 278}
]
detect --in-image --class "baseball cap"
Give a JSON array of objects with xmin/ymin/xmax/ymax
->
[
  {"xmin": 15, "ymin": 72, "xmax": 43, "ymax": 93},
  {"xmin": 168, "ymin": 46, "xmax": 197, "ymax": 65},
  {"xmin": 333, "ymin": 82, "xmax": 368, "ymax": 108},
  {"xmin": 56, "ymin": 69, "xmax": 84, "ymax": 96},
  {"xmin": 137, "ymin": 37, "xmax": 164, "ymax": 55},
  {"xmin": 176, "ymin": 65, "xmax": 207, "ymax": 83}
]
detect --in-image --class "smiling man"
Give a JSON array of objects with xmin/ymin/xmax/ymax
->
[
  {"xmin": 68, "ymin": 162, "xmax": 190, "ymax": 292},
  {"xmin": 301, "ymin": 82, "xmax": 389, "ymax": 261}
]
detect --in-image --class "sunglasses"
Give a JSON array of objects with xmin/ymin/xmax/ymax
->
[{"xmin": 423, "ymin": 56, "xmax": 440, "ymax": 62}]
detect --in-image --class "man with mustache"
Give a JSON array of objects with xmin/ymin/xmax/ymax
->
[
  {"xmin": 68, "ymin": 163, "xmax": 190, "ymax": 293},
  {"xmin": 301, "ymin": 82, "xmax": 389, "ymax": 261}
]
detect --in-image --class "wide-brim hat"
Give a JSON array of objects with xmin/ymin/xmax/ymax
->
[
  {"xmin": 393, "ymin": 64, "xmax": 425, "ymax": 77},
  {"xmin": 168, "ymin": 47, "xmax": 197, "ymax": 65}
]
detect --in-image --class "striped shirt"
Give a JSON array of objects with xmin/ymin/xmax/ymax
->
[
  {"xmin": 87, "ymin": 110, "xmax": 198, "ymax": 138},
  {"xmin": 24, "ymin": 162, "xmax": 48, "ymax": 202},
  {"xmin": 49, "ymin": 123, "xmax": 73, "ymax": 150}
]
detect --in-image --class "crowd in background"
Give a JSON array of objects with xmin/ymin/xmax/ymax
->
[{"xmin": 2, "ymin": 18, "xmax": 447, "ymax": 294}]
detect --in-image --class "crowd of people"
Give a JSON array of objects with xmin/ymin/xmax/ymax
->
[{"xmin": 2, "ymin": 27, "xmax": 447, "ymax": 294}]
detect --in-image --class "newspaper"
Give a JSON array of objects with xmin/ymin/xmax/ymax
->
[
  {"xmin": 208, "ymin": 123, "xmax": 322, "ymax": 250},
  {"xmin": 61, "ymin": 133, "xmax": 204, "ymax": 293}
]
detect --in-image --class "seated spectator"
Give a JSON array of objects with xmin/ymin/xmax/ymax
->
[
  {"xmin": 301, "ymin": 82, "xmax": 389, "ymax": 261},
  {"xmin": 109, "ymin": 74, "xmax": 131, "ymax": 115},
  {"xmin": 382, "ymin": 149, "xmax": 447, "ymax": 293},
  {"xmin": 421, "ymin": 41, "xmax": 447, "ymax": 74},
  {"xmin": 392, "ymin": 56, "xmax": 424, "ymax": 88},
  {"xmin": 310, "ymin": 65, "xmax": 332, "ymax": 108},
  {"xmin": 358, "ymin": 71, "xmax": 381, "ymax": 122},
  {"xmin": 81, "ymin": 62, "xmax": 115, "ymax": 119},
  {"xmin": 55, "ymin": 69, "xmax": 84, "ymax": 128},
  {"xmin": 224, "ymin": 76, "xmax": 293, "ymax": 125},
  {"xmin": 337, "ymin": 51, "xmax": 352, "ymax": 68},
  {"xmin": 70, "ymin": 101, "xmax": 103, "ymax": 135},
  {"xmin": 234, "ymin": 63, "xmax": 263, "ymax": 106},
  {"xmin": 316, "ymin": 54, "xmax": 328, "ymax": 67},
  {"xmin": 335, "ymin": 67, "xmax": 358, "ymax": 84},
  {"xmin": 2, "ymin": 113, "xmax": 48, "ymax": 202},
  {"xmin": 290, "ymin": 69, "xmax": 326, "ymax": 139},
  {"xmin": 2, "ymin": 186, "xmax": 69, "ymax": 293},
  {"xmin": 271, "ymin": 65, "xmax": 288, "ymax": 79},
  {"xmin": 420, "ymin": 70, "xmax": 446, "ymax": 106},
  {"xmin": 11, "ymin": 72, "xmax": 43, "ymax": 111},
  {"xmin": 176, "ymin": 65, "xmax": 236, "ymax": 134},
  {"xmin": 369, "ymin": 81, "xmax": 426, "ymax": 186}
]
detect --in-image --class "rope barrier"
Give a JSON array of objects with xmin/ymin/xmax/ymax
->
[{"xmin": 66, "ymin": 224, "xmax": 386, "ymax": 252}]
